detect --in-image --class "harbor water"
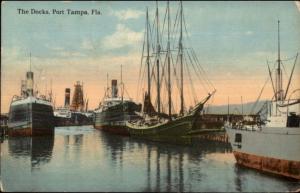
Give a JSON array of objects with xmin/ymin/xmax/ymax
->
[{"xmin": 1, "ymin": 126, "xmax": 299, "ymax": 192}]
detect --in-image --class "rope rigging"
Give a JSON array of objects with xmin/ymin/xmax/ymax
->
[
  {"xmin": 135, "ymin": 1, "xmax": 216, "ymax": 115},
  {"xmin": 250, "ymin": 71, "xmax": 271, "ymax": 115}
]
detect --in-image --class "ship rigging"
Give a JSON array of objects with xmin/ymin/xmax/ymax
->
[
  {"xmin": 127, "ymin": 1, "xmax": 216, "ymax": 136},
  {"xmin": 250, "ymin": 20, "xmax": 299, "ymax": 118},
  {"xmin": 136, "ymin": 1, "xmax": 216, "ymax": 119}
]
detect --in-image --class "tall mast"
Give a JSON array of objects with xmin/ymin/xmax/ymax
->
[
  {"xmin": 276, "ymin": 20, "xmax": 282, "ymax": 101},
  {"xmin": 121, "ymin": 64, "xmax": 124, "ymax": 102},
  {"xmin": 241, "ymin": 96, "xmax": 243, "ymax": 116},
  {"xmin": 50, "ymin": 79, "xmax": 53, "ymax": 102},
  {"xmin": 106, "ymin": 73, "xmax": 109, "ymax": 97},
  {"xmin": 167, "ymin": 1, "xmax": 172, "ymax": 118},
  {"xmin": 179, "ymin": 1, "xmax": 184, "ymax": 115},
  {"xmin": 30, "ymin": 52, "xmax": 32, "ymax": 72},
  {"xmin": 156, "ymin": 1, "xmax": 161, "ymax": 114},
  {"xmin": 227, "ymin": 96, "xmax": 230, "ymax": 121},
  {"xmin": 146, "ymin": 7, "xmax": 151, "ymax": 99}
]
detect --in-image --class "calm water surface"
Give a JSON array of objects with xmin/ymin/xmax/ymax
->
[{"xmin": 1, "ymin": 126, "xmax": 299, "ymax": 192}]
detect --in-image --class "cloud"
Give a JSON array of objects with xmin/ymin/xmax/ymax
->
[
  {"xmin": 101, "ymin": 24, "xmax": 143, "ymax": 50},
  {"xmin": 111, "ymin": 9, "xmax": 144, "ymax": 20},
  {"xmin": 295, "ymin": 1, "xmax": 300, "ymax": 12},
  {"xmin": 51, "ymin": 46, "xmax": 64, "ymax": 51},
  {"xmin": 245, "ymin": 31, "xmax": 253, "ymax": 35},
  {"xmin": 1, "ymin": 46, "xmax": 26, "ymax": 61},
  {"xmin": 59, "ymin": 51, "xmax": 86, "ymax": 57},
  {"xmin": 81, "ymin": 39, "xmax": 95, "ymax": 50}
]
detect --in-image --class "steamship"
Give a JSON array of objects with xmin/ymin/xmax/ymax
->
[
  {"xmin": 54, "ymin": 82, "xmax": 94, "ymax": 126},
  {"xmin": 225, "ymin": 21, "xmax": 300, "ymax": 180},
  {"xmin": 8, "ymin": 67, "xmax": 55, "ymax": 136},
  {"xmin": 94, "ymin": 79, "xmax": 142, "ymax": 135}
]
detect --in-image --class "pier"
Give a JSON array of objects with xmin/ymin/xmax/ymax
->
[
  {"xmin": 190, "ymin": 130, "xmax": 229, "ymax": 143},
  {"xmin": 190, "ymin": 113, "xmax": 258, "ymax": 144}
]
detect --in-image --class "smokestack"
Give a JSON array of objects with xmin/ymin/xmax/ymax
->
[
  {"xmin": 21, "ymin": 80, "xmax": 27, "ymax": 97},
  {"xmin": 70, "ymin": 81, "xmax": 84, "ymax": 111},
  {"xmin": 26, "ymin": 71, "xmax": 34, "ymax": 96},
  {"xmin": 65, "ymin": 88, "xmax": 71, "ymax": 107},
  {"xmin": 111, "ymin": 80, "xmax": 118, "ymax": 98}
]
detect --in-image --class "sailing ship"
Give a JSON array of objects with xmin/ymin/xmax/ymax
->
[
  {"xmin": 94, "ymin": 69, "xmax": 142, "ymax": 135},
  {"xmin": 7, "ymin": 55, "xmax": 55, "ymax": 136},
  {"xmin": 225, "ymin": 21, "xmax": 300, "ymax": 180},
  {"xmin": 126, "ymin": 1, "xmax": 216, "ymax": 137}
]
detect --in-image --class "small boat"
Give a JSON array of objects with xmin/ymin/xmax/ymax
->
[
  {"xmin": 8, "ymin": 56, "xmax": 55, "ymax": 136},
  {"xmin": 127, "ymin": 2, "xmax": 216, "ymax": 137},
  {"xmin": 225, "ymin": 21, "xmax": 300, "ymax": 180}
]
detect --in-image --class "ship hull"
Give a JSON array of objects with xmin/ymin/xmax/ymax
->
[
  {"xmin": 55, "ymin": 112, "xmax": 93, "ymax": 127},
  {"xmin": 127, "ymin": 114, "xmax": 194, "ymax": 137},
  {"xmin": 8, "ymin": 102, "xmax": 55, "ymax": 137},
  {"xmin": 94, "ymin": 125, "xmax": 129, "ymax": 136},
  {"xmin": 94, "ymin": 101, "xmax": 142, "ymax": 136},
  {"xmin": 225, "ymin": 126, "xmax": 300, "ymax": 180},
  {"xmin": 233, "ymin": 151, "xmax": 300, "ymax": 180}
]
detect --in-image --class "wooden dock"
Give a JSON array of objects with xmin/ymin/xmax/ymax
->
[{"xmin": 188, "ymin": 129, "xmax": 229, "ymax": 143}]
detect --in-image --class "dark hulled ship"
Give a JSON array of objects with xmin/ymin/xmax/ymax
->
[
  {"xmin": 54, "ymin": 82, "xmax": 94, "ymax": 126},
  {"xmin": 94, "ymin": 79, "xmax": 142, "ymax": 135},
  {"xmin": 126, "ymin": 2, "xmax": 216, "ymax": 137},
  {"xmin": 8, "ymin": 66, "xmax": 55, "ymax": 136}
]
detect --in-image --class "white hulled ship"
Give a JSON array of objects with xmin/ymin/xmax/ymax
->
[{"xmin": 225, "ymin": 21, "xmax": 300, "ymax": 180}]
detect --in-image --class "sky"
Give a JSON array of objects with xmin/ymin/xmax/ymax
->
[{"xmin": 1, "ymin": 1, "xmax": 300, "ymax": 114}]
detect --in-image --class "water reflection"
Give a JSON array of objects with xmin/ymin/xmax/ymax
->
[
  {"xmin": 8, "ymin": 136, "xmax": 54, "ymax": 169},
  {"xmin": 73, "ymin": 134, "xmax": 84, "ymax": 161},
  {"xmin": 73, "ymin": 134, "xmax": 83, "ymax": 146},
  {"xmin": 234, "ymin": 164, "xmax": 243, "ymax": 192},
  {"xmin": 156, "ymin": 146, "xmax": 161, "ymax": 192},
  {"xmin": 64, "ymin": 135, "xmax": 70, "ymax": 146},
  {"xmin": 2, "ymin": 127, "xmax": 299, "ymax": 192},
  {"xmin": 166, "ymin": 153, "xmax": 171, "ymax": 192},
  {"xmin": 146, "ymin": 146, "xmax": 152, "ymax": 191},
  {"xmin": 8, "ymin": 137, "xmax": 31, "ymax": 156},
  {"xmin": 100, "ymin": 132, "xmax": 124, "ymax": 169},
  {"xmin": 100, "ymin": 132, "xmax": 232, "ymax": 192}
]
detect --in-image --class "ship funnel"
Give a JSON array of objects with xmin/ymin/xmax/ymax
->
[
  {"xmin": 21, "ymin": 80, "xmax": 27, "ymax": 97},
  {"xmin": 65, "ymin": 88, "xmax": 71, "ymax": 107},
  {"xmin": 26, "ymin": 71, "xmax": 34, "ymax": 96},
  {"xmin": 111, "ymin": 80, "xmax": 118, "ymax": 98},
  {"xmin": 70, "ymin": 81, "xmax": 84, "ymax": 111}
]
